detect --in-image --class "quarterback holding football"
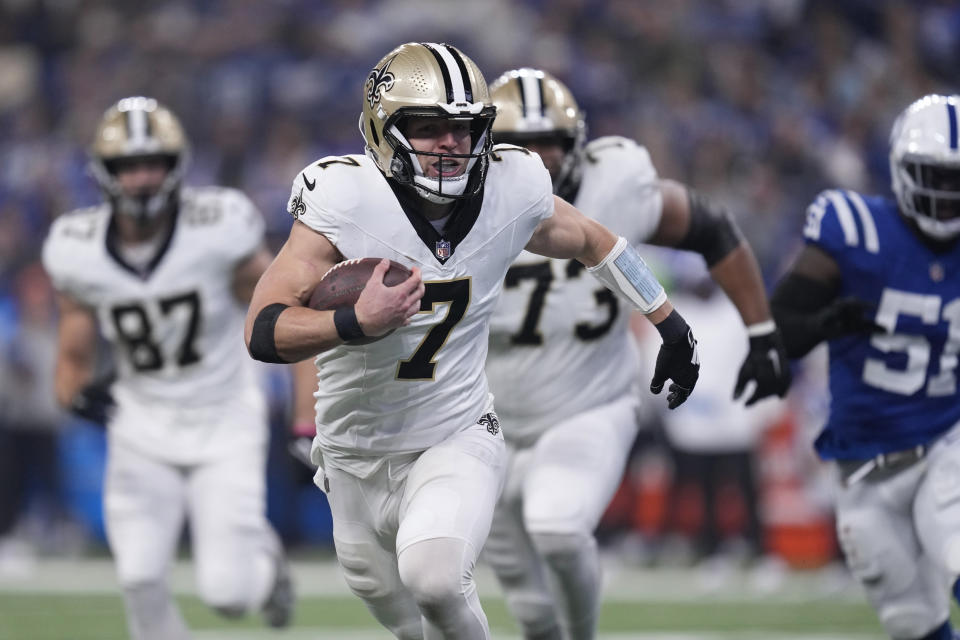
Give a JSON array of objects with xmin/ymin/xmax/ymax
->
[{"xmin": 245, "ymin": 42, "xmax": 701, "ymax": 639}]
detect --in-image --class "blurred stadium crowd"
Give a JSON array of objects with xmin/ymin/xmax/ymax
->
[{"xmin": 1, "ymin": 0, "xmax": 960, "ymax": 575}]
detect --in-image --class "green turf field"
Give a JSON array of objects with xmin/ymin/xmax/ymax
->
[{"xmin": 0, "ymin": 557, "xmax": 889, "ymax": 640}]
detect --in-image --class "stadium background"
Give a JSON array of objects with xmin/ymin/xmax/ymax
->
[{"xmin": 2, "ymin": 0, "xmax": 960, "ymax": 637}]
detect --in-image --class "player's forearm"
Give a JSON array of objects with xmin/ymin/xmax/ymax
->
[
  {"xmin": 247, "ymin": 304, "xmax": 344, "ymax": 363},
  {"xmin": 275, "ymin": 306, "xmax": 346, "ymax": 362},
  {"xmin": 586, "ymin": 236, "xmax": 668, "ymax": 315},
  {"xmin": 708, "ymin": 243, "xmax": 772, "ymax": 326},
  {"xmin": 54, "ymin": 356, "xmax": 93, "ymax": 409}
]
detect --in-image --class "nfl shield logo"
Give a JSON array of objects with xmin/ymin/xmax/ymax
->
[{"xmin": 435, "ymin": 240, "xmax": 451, "ymax": 259}]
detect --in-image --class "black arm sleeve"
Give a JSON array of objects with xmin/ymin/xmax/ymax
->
[
  {"xmin": 248, "ymin": 303, "xmax": 290, "ymax": 364},
  {"xmin": 770, "ymin": 273, "xmax": 838, "ymax": 359},
  {"xmin": 675, "ymin": 188, "xmax": 745, "ymax": 267}
]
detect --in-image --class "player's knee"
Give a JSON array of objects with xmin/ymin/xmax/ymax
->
[
  {"xmin": 398, "ymin": 539, "xmax": 472, "ymax": 613},
  {"xmin": 197, "ymin": 566, "xmax": 252, "ymax": 615},
  {"xmin": 398, "ymin": 553, "xmax": 463, "ymax": 610},
  {"xmin": 201, "ymin": 588, "xmax": 250, "ymax": 617},
  {"xmin": 530, "ymin": 530, "xmax": 593, "ymax": 570},
  {"xmin": 503, "ymin": 590, "xmax": 558, "ymax": 637},
  {"xmin": 880, "ymin": 605, "xmax": 946, "ymax": 640},
  {"xmin": 837, "ymin": 512, "xmax": 914, "ymax": 591},
  {"xmin": 338, "ymin": 546, "xmax": 398, "ymax": 600},
  {"xmin": 941, "ymin": 533, "xmax": 960, "ymax": 577}
]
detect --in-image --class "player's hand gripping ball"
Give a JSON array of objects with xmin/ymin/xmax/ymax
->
[{"xmin": 308, "ymin": 258, "xmax": 413, "ymax": 345}]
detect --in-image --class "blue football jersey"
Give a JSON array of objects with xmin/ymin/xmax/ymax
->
[{"xmin": 803, "ymin": 189, "xmax": 960, "ymax": 460}]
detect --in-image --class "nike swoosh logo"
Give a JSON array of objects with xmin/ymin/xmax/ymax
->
[{"xmin": 302, "ymin": 173, "xmax": 316, "ymax": 191}]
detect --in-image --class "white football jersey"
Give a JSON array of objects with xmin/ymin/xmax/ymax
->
[
  {"xmin": 42, "ymin": 187, "xmax": 266, "ymax": 457},
  {"xmin": 289, "ymin": 148, "xmax": 554, "ymax": 466},
  {"xmin": 486, "ymin": 137, "xmax": 662, "ymax": 445}
]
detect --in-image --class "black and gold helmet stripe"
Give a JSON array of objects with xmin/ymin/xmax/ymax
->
[
  {"xmin": 422, "ymin": 42, "xmax": 473, "ymax": 104},
  {"xmin": 122, "ymin": 107, "xmax": 153, "ymax": 147},
  {"xmin": 517, "ymin": 74, "xmax": 546, "ymax": 119}
]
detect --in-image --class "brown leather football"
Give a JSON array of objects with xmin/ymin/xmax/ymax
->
[{"xmin": 308, "ymin": 258, "xmax": 413, "ymax": 344}]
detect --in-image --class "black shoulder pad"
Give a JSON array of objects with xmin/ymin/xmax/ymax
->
[{"xmin": 676, "ymin": 188, "xmax": 744, "ymax": 267}]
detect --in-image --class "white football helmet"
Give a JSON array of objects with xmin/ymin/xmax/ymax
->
[
  {"xmin": 90, "ymin": 96, "xmax": 189, "ymax": 224},
  {"xmin": 890, "ymin": 94, "xmax": 960, "ymax": 241},
  {"xmin": 360, "ymin": 42, "xmax": 496, "ymax": 204},
  {"xmin": 489, "ymin": 68, "xmax": 586, "ymax": 198}
]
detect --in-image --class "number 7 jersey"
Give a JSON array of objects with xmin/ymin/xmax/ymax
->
[
  {"xmin": 803, "ymin": 189, "xmax": 960, "ymax": 460},
  {"xmin": 289, "ymin": 149, "xmax": 554, "ymax": 462},
  {"xmin": 42, "ymin": 187, "xmax": 265, "ymax": 410}
]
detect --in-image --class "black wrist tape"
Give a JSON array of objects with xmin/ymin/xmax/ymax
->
[
  {"xmin": 334, "ymin": 306, "xmax": 365, "ymax": 342},
  {"xmin": 655, "ymin": 309, "xmax": 689, "ymax": 343}
]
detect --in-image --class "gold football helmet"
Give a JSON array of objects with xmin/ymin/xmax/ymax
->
[
  {"xmin": 89, "ymin": 96, "xmax": 189, "ymax": 223},
  {"xmin": 489, "ymin": 68, "xmax": 586, "ymax": 197},
  {"xmin": 360, "ymin": 42, "xmax": 496, "ymax": 203}
]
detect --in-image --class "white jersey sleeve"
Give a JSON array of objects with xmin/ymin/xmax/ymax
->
[
  {"xmin": 207, "ymin": 187, "xmax": 266, "ymax": 263},
  {"xmin": 576, "ymin": 136, "xmax": 662, "ymax": 243},
  {"xmin": 42, "ymin": 205, "xmax": 106, "ymax": 303},
  {"xmin": 288, "ymin": 150, "xmax": 555, "ymax": 469}
]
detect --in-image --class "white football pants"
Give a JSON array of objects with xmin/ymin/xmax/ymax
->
[
  {"xmin": 834, "ymin": 422, "xmax": 960, "ymax": 640},
  {"xmin": 484, "ymin": 394, "xmax": 640, "ymax": 640},
  {"xmin": 321, "ymin": 419, "xmax": 506, "ymax": 640}
]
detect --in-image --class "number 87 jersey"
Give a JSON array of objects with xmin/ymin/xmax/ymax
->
[
  {"xmin": 803, "ymin": 189, "xmax": 960, "ymax": 461},
  {"xmin": 42, "ymin": 186, "xmax": 265, "ymax": 409}
]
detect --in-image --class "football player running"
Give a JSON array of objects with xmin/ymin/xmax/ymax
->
[
  {"xmin": 42, "ymin": 98, "xmax": 292, "ymax": 640},
  {"xmin": 771, "ymin": 94, "xmax": 960, "ymax": 640},
  {"xmin": 245, "ymin": 42, "xmax": 700, "ymax": 640},
  {"xmin": 481, "ymin": 68, "xmax": 791, "ymax": 640}
]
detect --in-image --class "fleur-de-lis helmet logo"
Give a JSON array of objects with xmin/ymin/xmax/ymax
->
[{"xmin": 365, "ymin": 55, "xmax": 397, "ymax": 109}]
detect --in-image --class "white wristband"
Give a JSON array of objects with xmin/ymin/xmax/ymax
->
[
  {"xmin": 746, "ymin": 319, "xmax": 777, "ymax": 337},
  {"xmin": 586, "ymin": 237, "xmax": 667, "ymax": 314}
]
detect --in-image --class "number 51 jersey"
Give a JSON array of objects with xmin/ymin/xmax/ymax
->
[
  {"xmin": 42, "ymin": 187, "xmax": 266, "ymax": 428},
  {"xmin": 803, "ymin": 189, "xmax": 960, "ymax": 461}
]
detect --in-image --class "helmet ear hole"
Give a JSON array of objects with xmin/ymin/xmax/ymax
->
[{"xmin": 369, "ymin": 119, "xmax": 380, "ymax": 146}]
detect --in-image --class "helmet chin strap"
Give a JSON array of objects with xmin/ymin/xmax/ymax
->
[
  {"xmin": 404, "ymin": 146, "xmax": 476, "ymax": 204},
  {"xmin": 383, "ymin": 121, "xmax": 491, "ymax": 204}
]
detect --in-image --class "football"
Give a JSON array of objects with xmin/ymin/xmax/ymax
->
[{"xmin": 308, "ymin": 258, "xmax": 413, "ymax": 344}]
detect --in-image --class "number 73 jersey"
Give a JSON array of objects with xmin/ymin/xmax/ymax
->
[
  {"xmin": 42, "ymin": 187, "xmax": 265, "ymax": 409},
  {"xmin": 803, "ymin": 189, "xmax": 960, "ymax": 460},
  {"xmin": 486, "ymin": 137, "xmax": 663, "ymax": 445}
]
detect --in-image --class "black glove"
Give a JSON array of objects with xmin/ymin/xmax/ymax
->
[
  {"xmin": 69, "ymin": 381, "xmax": 115, "ymax": 425},
  {"xmin": 816, "ymin": 296, "xmax": 884, "ymax": 339},
  {"xmin": 734, "ymin": 326, "xmax": 791, "ymax": 406},
  {"xmin": 650, "ymin": 310, "xmax": 701, "ymax": 410}
]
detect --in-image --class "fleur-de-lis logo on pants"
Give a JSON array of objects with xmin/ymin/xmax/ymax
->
[
  {"xmin": 365, "ymin": 56, "xmax": 397, "ymax": 109},
  {"xmin": 477, "ymin": 412, "xmax": 500, "ymax": 436}
]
